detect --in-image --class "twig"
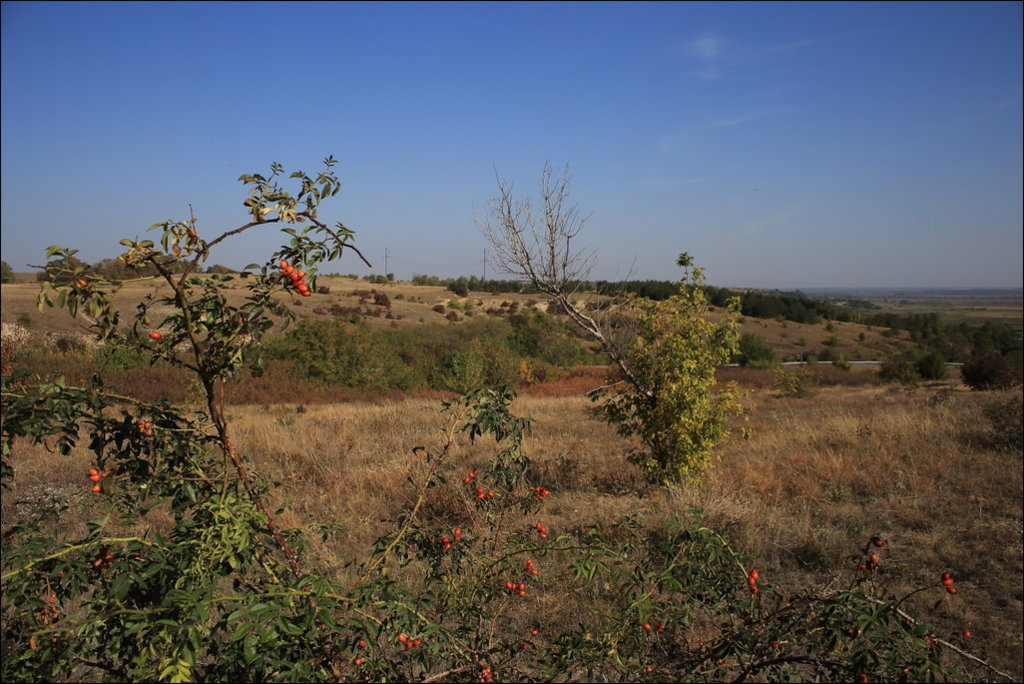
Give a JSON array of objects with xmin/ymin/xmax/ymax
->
[
  {"xmin": 732, "ymin": 655, "xmax": 846, "ymax": 683},
  {"xmin": 420, "ymin": 664, "xmax": 474, "ymax": 683},
  {"xmin": 302, "ymin": 213, "xmax": 373, "ymax": 268},
  {"xmin": 863, "ymin": 596, "xmax": 1017, "ymax": 682}
]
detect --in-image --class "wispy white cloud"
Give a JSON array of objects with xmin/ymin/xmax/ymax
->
[
  {"xmin": 709, "ymin": 113, "xmax": 763, "ymax": 127},
  {"xmin": 757, "ymin": 36, "xmax": 836, "ymax": 58},
  {"xmin": 961, "ymin": 93, "xmax": 1022, "ymax": 127},
  {"xmin": 688, "ymin": 33, "xmax": 724, "ymax": 60},
  {"xmin": 708, "ymin": 107, "xmax": 794, "ymax": 127},
  {"xmin": 684, "ymin": 32, "xmax": 728, "ymax": 80},
  {"xmin": 679, "ymin": 31, "xmax": 838, "ymax": 81}
]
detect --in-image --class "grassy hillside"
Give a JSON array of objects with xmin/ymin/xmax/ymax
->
[{"xmin": 2, "ymin": 276, "xmax": 914, "ymax": 364}]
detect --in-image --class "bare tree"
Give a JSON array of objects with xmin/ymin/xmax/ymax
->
[{"xmin": 479, "ymin": 163, "xmax": 649, "ymax": 395}]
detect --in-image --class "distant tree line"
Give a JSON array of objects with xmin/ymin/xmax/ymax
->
[
  {"xmin": 593, "ymin": 281, "xmax": 873, "ymax": 325},
  {"xmin": 31, "ymin": 256, "xmax": 236, "ymax": 282},
  {"xmin": 864, "ymin": 312, "xmax": 1022, "ymax": 365},
  {"xmin": 410, "ymin": 274, "xmax": 543, "ymax": 296}
]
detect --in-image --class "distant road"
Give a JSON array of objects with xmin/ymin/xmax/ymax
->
[{"xmin": 723, "ymin": 361, "xmax": 964, "ymax": 368}]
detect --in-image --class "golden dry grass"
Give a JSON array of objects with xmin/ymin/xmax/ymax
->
[{"xmin": 4, "ymin": 378, "xmax": 1021, "ymax": 677}]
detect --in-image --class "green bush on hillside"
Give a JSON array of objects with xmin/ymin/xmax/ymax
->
[
  {"xmin": 733, "ymin": 333, "xmax": 775, "ymax": 368},
  {"xmin": 266, "ymin": 313, "xmax": 588, "ymax": 391}
]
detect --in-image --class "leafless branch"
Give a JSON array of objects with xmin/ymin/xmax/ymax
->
[{"xmin": 478, "ymin": 164, "xmax": 651, "ymax": 396}]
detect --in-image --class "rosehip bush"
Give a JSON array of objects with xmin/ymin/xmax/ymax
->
[{"xmin": 1, "ymin": 160, "xmax": 1004, "ymax": 683}]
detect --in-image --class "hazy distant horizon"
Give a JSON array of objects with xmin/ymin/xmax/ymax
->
[
  {"xmin": 3, "ymin": 264, "xmax": 1020, "ymax": 295},
  {"xmin": 2, "ymin": 2, "xmax": 1021, "ymax": 290}
]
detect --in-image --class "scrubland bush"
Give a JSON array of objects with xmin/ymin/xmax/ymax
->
[
  {"xmin": 506, "ymin": 311, "xmax": 585, "ymax": 368},
  {"xmin": 92, "ymin": 340, "xmax": 153, "ymax": 370},
  {"xmin": 880, "ymin": 354, "xmax": 920, "ymax": 385},
  {"xmin": 773, "ymin": 367, "xmax": 820, "ymax": 398},
  {"xmin": 733, "ymin": 333, "xmax": 776, "ymax": 368},
  {"xmin": 961, "ymin": 350, "xmax": 1019, "ymax": 390},
  {"xmin": 915, "ymin": 350, "xmax": 948, "ymax": 381}
]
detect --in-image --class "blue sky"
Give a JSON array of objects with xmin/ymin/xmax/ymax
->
[{"xmin": 2, "ymin": 1, "xmax": 1021, "ymax": 288}]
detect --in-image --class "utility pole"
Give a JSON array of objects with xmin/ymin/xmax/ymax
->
[
  {"xmin": 384, "ymin": 247, "xmax": 390, "ymax": 277},
  {"xmin": 482, "ymin": 248, "xmax": 487, "ymax": 282}
]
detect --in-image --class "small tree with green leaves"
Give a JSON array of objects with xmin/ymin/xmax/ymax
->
[
  {"xmin": 590, "ymin": 254, "xmax": 743, "ymax": 483},
  {"xmin": 0, "ymin": 260, "xmax": 14, "ymax": 284}
]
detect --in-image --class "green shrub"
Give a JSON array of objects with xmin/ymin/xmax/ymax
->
[
  {"xmin": 592, "ymin": 255, "xmax": 743, "ymax": 483},
  {"xmin": 93, "ymin": 341, "xmax": 153, "ymax": 370},
  {"xmin": 879, "ymin": 355, "xmax": 919, "ymax": 385},
  {"xmin": 773, "ymin": 367, "xmax": 819, "ymax": 398},
  {"xmin": 734, "ymin": 333, "xmax": 775, "ymax": 367},
  {"xmin": 915, "ymin": 351, "xmax": 948, "ymax": 381},
  {"xmin": 267, "ymin": 318, "xmax": 396, "ymax": 388},
  {"xmin": 507, "ymin": 311, "xmax": 585, "ymax": 368},
  {"xmin": 448, "ymin": 276, "xmax": 469, "ymax": 297},
  {"xmin": 430, "ymin": 337, "xmax": 519, "ymax": 392}
]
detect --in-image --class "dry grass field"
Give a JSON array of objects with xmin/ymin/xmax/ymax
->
[
  {"xmin": 2, "ymin": 276, "xmax": 1021, "ymax": 679},
  {"xmin": 860, "ymin": 290, "xmax": 1024, "ymax": 333},
  {"xmin": 3, "ymin": 375, "xmax": 1021, "ymax": 678}
]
